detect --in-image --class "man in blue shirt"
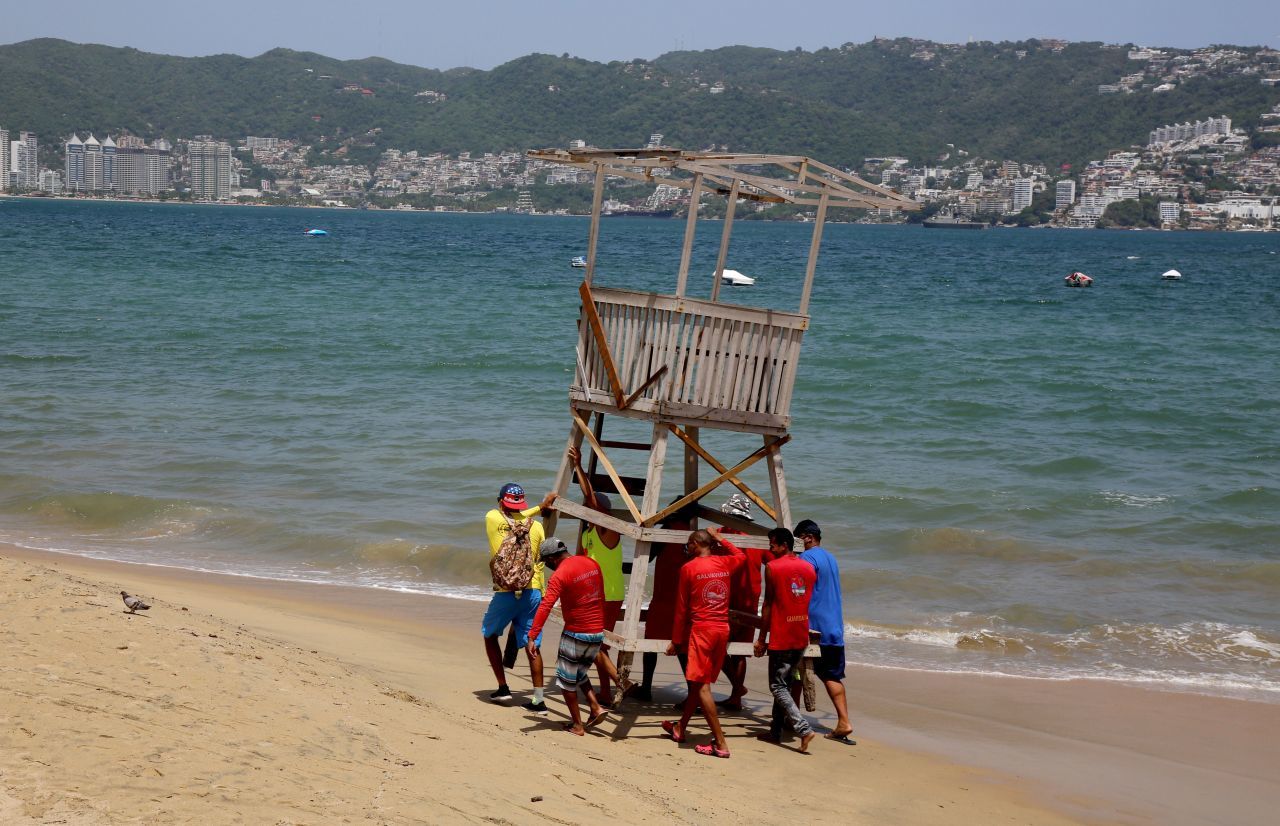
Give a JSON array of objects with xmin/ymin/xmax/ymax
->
[{"xmin": 795, "ymin": 519, "xmax": 854, "ymax": 744}]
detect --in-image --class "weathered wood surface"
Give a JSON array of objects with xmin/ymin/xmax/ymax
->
[{"xmin": 573, "ymin": 287, "xmax": 807, "ymax": 431}]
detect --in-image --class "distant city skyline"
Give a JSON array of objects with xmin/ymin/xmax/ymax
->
[{"xmin": 5, "ymin": 0, "xmax": 1280, "ymax": 71}]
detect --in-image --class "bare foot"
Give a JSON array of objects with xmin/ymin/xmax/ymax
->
[{"xmin": 799, "ymin": 731, "xmax": 816, "ymax": 753}]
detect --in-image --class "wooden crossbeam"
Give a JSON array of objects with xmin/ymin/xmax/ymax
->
[
  {"xmin": 553, "ymin": 496, "xmax": 642, "ymax": 540},
  {"xmin": 578, "ymin": 281, "xmax": 627, "ymax": 408},
  {"xmin": 571, "ymin": 412, "xmax": 643, "ymax": 523},
  {"xmin": 621, "ymin": 365, "xmax": 667, "ymax": 410},
  {"xmin": 665, "ymin": 424, "xmax": 778, "ymax": 522},
  {"xmin": 643, "ymin": 434, "xmax": 790, "ymax": 527}
]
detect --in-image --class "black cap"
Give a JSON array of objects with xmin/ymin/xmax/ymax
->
[{"xmin": 794, "ymin": 519, "xmax": 821, "ymax": 539}]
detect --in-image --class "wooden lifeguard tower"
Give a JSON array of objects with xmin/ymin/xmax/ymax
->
[{"xmin": 532, "ymin": 147, "xmax": 916, "ymax": 680}]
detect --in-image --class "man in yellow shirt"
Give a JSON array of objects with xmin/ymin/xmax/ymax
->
[{"xmin": 483, "ymin": 482, "xmax": 556, "ymax": 713}]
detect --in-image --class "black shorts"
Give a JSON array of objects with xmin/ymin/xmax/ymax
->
[{"xmin": 815, "ymin": 644, "xmax": 846, "ymax": 682}]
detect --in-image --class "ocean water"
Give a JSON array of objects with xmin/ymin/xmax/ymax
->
[{"xmin": 2, "ymin": 197, "xmax": 1277, "ymax": 699}]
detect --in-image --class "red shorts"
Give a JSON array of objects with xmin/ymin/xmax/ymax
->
[
  {"xmin": 684, "ymin": 622, "xmax": 730, "ymax": 684},
  {"xmin": 602, "ymin": 600, "xmax": 623, "ymax": 632}
]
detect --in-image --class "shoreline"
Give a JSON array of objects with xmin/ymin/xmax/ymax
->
[
  {"xmin": 5, "ymin": 535, "xmax": 1275, "ymax": 704},
  {"xmin": 3, "ymin": 543, "xmax": 1277, "ymax": 824},
  {"xmin": 4, "ymin": 194, "xmax": 1274, "ymax": 230}
]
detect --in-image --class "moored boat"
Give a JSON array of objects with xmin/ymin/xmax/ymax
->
[
  {"xmin": 1064, "ymin": 271, "xmax": 1093, "ymax": 288},
  {"xmin": 923, "ymin": 212, "xmax": 987, "ymax": 230}
]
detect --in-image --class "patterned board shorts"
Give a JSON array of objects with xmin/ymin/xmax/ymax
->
[{"xmin": 555, "ymin": 630, "xmax": 605, "ymax": 691}]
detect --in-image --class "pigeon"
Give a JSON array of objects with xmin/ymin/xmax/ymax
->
[{"xmin": 121, "ymin": 591, "xmax": 151, "ymax": 613}]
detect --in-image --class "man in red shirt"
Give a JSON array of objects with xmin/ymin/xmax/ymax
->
[
  {"xmin": 753, "ymin": 527, "xmax": 818, "ymax": 752},
  {"xmin": 663, "ymin": 527, "xmax": 744, "ymax": 758},
  {"xmin": 526, "ymin": 538, "xmax": 610, "ymax": 736}
]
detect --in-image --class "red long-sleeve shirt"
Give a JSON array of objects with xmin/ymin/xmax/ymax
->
[
  {"xmin": 671, "ymin": 539, "xmax": 747, "ymax": 645},
  {"xmin": 529, "ymin": 555, "xmax": 605, "ymax": 641}
]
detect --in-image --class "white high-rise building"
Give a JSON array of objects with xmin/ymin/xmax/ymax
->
[
  {"xmin": 1012, "ymin": 178, "xmax": 1034, "ymax": 212},
  {"xmin": 10, "ymin": 132, "xmax": 39, "ymax": 189},
  {"xmin": 1159, "ymin": 202, "xmax": 1181, "ymax": 224},
  {"xmin": 0, "ymin": 128, "xmax": 9, "ymax": 191},
  {"xmin": 83, "ymin": 134, "xmax": 104, "ymax": 191},
  {"xmin": 188, "ymin": 139, "xmax": 233, "ymax": 200},
  {"xmin": 65, "ymin": 133, "xmax": 85, "ymax": 191},
  {"xmin": 964, "ymin": 171, "xmax": 982, "ymax": 190},
  {"xmin": 1055, "ymin": 179, "xmax": 1077, "ymax": 211},
  {"xmin": 39, "ymin": 169, "xmax": 64, "ymax": 194},
  {"xmin": 101, "ymin": 135, "xmax": 117, "ymax": 190}
]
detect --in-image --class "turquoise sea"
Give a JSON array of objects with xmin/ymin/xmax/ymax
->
[{"xmin": 2, "ymin": 197, "xmax": 1277, "ymax": 698}]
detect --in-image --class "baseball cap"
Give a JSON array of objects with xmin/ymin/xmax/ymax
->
[
  {"xmin": 539, "ymin": 537, "xmax": 569, "ymax": 558},
  {"xmin": 720, "ymin": 493, "xmax": 753, "ymax": 521},
  {"xmin": 499, "ymin": 482, "xmax": 528, "ymax": 510},
  {"xmin": 594, "ymin": 492, "xmax": 612, "ymax": 512},
  {"xmin": 794, "ymin": 519, "xmax": 821, "ymax": 539}
]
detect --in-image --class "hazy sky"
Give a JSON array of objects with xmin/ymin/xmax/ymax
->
[{"xmin": 7, "ymin": 0, "xmax": 1279, "ymax": 69}]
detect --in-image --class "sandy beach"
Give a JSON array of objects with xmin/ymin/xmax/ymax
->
[{"xmin": 2, "ymin": 544, "xmax": 1276, "ymax": 825}]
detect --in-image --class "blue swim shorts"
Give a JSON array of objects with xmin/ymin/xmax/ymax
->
[{"xmin": 481, "ymin": 589, "xmax": 544, "ymax": 648}]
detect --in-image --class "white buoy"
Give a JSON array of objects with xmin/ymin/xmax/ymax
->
[{"xmin": 1161, "ymin": 269, "xmax": 1182, "ymax": 280}]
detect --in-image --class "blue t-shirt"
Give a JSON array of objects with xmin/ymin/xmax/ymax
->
[{"xmin": 800, "ymin": 546, "xmax": 844, "ymax": 646}]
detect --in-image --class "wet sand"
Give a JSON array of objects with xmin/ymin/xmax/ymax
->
[{"xmin": 2, "ymin": 544, "xmax": 1276, "ymax": 824}]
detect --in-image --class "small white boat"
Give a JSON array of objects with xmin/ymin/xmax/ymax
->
[
  {"xmin": 1064, "ymin": 271, "xmax": 1093, "ymax": 288},
  {"xmin": 304, "ymin": 228, "xmax": 328, "ymax": 236},
  {"xmin": 570, "ymin": 256, "xmax": 587, "ymax": 268},
  {"xmin": 720, "ymin": 268, "xmax": 755, "ymax": 286},
  {"xmin": 1161, "ymin": 269, "xmax": 1182, "ymax": 281}
]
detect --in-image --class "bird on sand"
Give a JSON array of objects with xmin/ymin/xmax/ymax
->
[{"xmin": 121, "ymin": 591, "xmax": 151, "ymax": 613}]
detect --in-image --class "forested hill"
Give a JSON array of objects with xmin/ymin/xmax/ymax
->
[{"xmin": 2, "ymin": 37, "xmax": 1277, "ymax": 167}]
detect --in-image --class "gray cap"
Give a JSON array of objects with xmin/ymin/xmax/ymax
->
[
  {"xmin": 594, "ymin": 492, "xmax": 612, "ymax": 512},
  {"xmin": 539, "ymin": 537, "xmax": 570, "ymax": 558}
]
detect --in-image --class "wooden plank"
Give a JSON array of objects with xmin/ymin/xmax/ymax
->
[
  {"xmin": 553, "ymin": 496, "xmax": 642, "ymax": 540},
  {"xmin": 571, "ymin": 412, "xmax": 643, "ymax": 523},
  {"xmin": 683, "ymin": 425, "xmax": 699, "ymax": 515},
  {"xmin": 640, "ymin": 526, "xmax": 771, "ymax": 548},
  {"xmin": 578, "ymin": 281, "xmax": 628, "ymax": 408},
  {"xmin": 618, "ymin": 422, "xmax": 669, "ymax": 660},
  {"xmin": 665, "ymin": 424, "xmax": 778, "ymax": 523},
  {"xmin": 621, "ymin": 365, "xmax": 667, "ymax": 410},
  {"xmin": 643, "ymin": 435, "xmax": 791, "ymax": 527},
  {"xmin": 588, "ymin": 286, "xmax": 810, "ymax": 330},
  {"xmin": 710, "ymin": 178, "xmax": 740, "ymax": 304},
  {"xmin": 585, "ymin": 164, "xmax": 606, "ymax": 284},
  {"xmin": 675, "ymin": 172, "xmax": 703, "ymax": 298},
  {"xmin": 799, "ymin": 190, "xmax": 829, "ymax": 316},
  {"xmin": 567, "ymin": 394, "xmax": 791, "ymax": 435},
  {"xmin": 605, "ymin": 634, "xmax": 819, "ymax": 657},
  {"xmin": 764, "ymin": 433, "xmax": 793, "ymax": 530},
  {"xmin": 776, "ymin": 329, "xmax": 804, "ymax": 420},
  {"xmin": 598, "ymin": 439, "xmax": 653, "ymax": 452}
]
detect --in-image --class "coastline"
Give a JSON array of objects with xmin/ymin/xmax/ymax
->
[{"xmin": 3, "ymin": 543, "xmax": 1276, "ymax": 824}]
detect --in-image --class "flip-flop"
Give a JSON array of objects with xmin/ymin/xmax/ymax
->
[
  {"xmin": 694, "ymin": 743, "xmax": 730, "ymax": 758},
  {"xmin": 825, "ymin": 732, "xmax": 856, "ymax": 746},
  {"xmin": 585, "ymin": 710, "xmax": 608, "ymax": 729},
  {"xmin": 661, "ymin": 720, "xmax": 685, "ymax": 743},
  {"xmin": 562, "ymin": 724, "xmax": 585, "ymax": 737}
]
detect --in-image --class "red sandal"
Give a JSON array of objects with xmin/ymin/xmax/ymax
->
[
  {"xmin": 661, "ymin": 720, "xmax": 685, "ymax": 743},
  {"xmin": 694, "ymin": 743, "xmax": 730, "ymax": 758}
]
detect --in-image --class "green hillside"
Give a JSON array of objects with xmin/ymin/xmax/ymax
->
[{"xmin": 1, "ymin": 37, "xmax": 1276, "ymax": 168}]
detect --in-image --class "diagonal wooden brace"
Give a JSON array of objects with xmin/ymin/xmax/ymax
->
[
  {"xmin": 579, "ymin": 281, "xmax": 627, "ymax": 408},
  {"xmin": 642, "ymin": 434, "xmax": 790, "ymax": 527},
  {"xmin": 665, "ymin": 424, "xmax": 778, "ymax": 523},
  {"xmin": 572, "ymin": 411, "xmax": 643, "ymax": 524},
  {"xmin": 621, "ymin": 365, "xmax": 667, "ymax": 411}
]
